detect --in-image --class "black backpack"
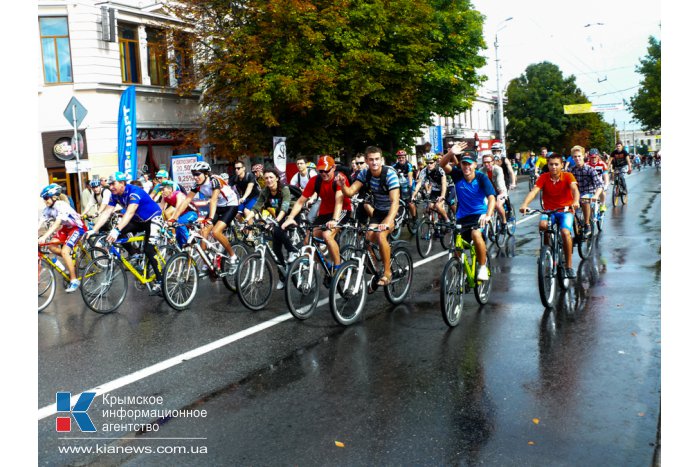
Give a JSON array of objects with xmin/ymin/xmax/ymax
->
[{"xmin": 311, "ymin": 164, "xmax": 355, "ymax": 196}]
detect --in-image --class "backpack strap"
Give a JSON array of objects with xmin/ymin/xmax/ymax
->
[{"xmin": 366, "ymin": 166, "xmax": 389, "ymax": 195}]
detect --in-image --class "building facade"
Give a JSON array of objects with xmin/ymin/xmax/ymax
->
[
  {"xmin": 617, "ymin": 129, "xmax": 661, "ymax": 155},
  {"xmin": 38, "ymin": 0, "xmax": 201, "ymax": 212}
]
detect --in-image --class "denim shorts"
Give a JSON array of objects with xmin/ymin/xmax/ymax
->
[{"xmin": 541, "ymin": 212, "xmax": 573, "ymax": 232}]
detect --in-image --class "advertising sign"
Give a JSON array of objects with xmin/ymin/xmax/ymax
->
[
  {"xmin": 117, "ymin": 85, "xmax": 137, "ymax": 180},
  {"xmin": 171, "ymin": 154, "xmax": 202, "ymax": 193},
  {"xmin": 273, "ymin": 136, "xmax": 288, "ymax": 184},
  {"xmin": 429, "ymin": 126, "xmax": 443, "ymax": 154}
]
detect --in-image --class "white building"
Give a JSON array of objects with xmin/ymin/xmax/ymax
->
[
  {"xmin": 617, "ymin": 129, "xmax": 661, "ymax": 154},
  {"xmin": 38, "ymin": 0, "xmax": 201, "ymax": 212}
]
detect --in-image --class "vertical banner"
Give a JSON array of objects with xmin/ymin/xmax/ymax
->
[
  {"xmin": 429, "ymin": 126, "xmax": 443, "ymax": 154},
  {"xmin": 273, "ymin": 136, "xmax": 288, "ymax": 184},
  {"xmin": 117, "ymin": 85, "xmax": 137, "ymax": 181}
]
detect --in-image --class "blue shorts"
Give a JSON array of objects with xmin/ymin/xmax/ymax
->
[
  {"xmin": 541, "ymin": 212, "xmax": 573, "ymax": 232},
  {"xmin": 240, "ymin": 196, "xmax": 258, "ymax": 212},
  {"xmin": 176, "ymin": 211, "xmax": 198, "ymax": 247}
]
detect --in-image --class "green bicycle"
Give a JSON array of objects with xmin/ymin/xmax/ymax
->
[{"xmin": 440, "ymin": 224, "xmax": 493, "ymax": 327}]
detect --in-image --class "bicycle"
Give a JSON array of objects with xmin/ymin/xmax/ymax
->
[
  {"xmin": 572, "ymin": 204, "xmax": 594, "ymax": 260},
  {"xmin": 415, "ymin": 198, "xmax": 455, "ymax": 258},
  {"xmin": 487, "ymin": 196, "xmax": 516, "ymax": 249},
  {"xmin": 162, "ymin": 222, "xmax": 249, "ymax": 310},
  {"xmin": 589, "ymin": 199, "xmax": 604, "ymax": 235},
  {"xmin": 611, "ymin": 168, "xmax": 628, "ymax": 206},
  {"xmin": 330, "ymin": 225, "xmax": 413, "ymax": 326},
  {"xmin": 440, "ymin": 224, "xmax": 493, "ymax": 327},
  {"xmin": 79, "ymin": 235, "xmax": 173, "ymax": 314},
  {"xmin": 524, "ymin": 208, "xmax": 573, "ymax": 308},
  {"xmin": 527, "ymin": 168, "xmax": 538, "ymax": 191},
  {"xmin": 389, "ymin": 198, "xmax": 411, "ymax": 241}
]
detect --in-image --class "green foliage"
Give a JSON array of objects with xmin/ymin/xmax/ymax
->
[
  {"xmin": 505, "ymin": 61, "xmax": 614, "ymax": 154},
  {"xmin": 628, "ymin": 36, "xmax": 661, "ymax": 131},
  {"xmin": 170, "ymin": 0, "xmax": 486, "ymax": 160}
]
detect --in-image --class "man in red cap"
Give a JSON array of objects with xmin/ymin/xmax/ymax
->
[{"xmin": 283, "ymin": 155, "xmax": 352, "ymax": 271}]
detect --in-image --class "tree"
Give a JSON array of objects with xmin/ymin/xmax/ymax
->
[
  {"xmin": 628, "ymin": 36, "xmax": 661, "ymax": 131},
  {"xmin": 170, "ymin": 0, "xmax": 486, "ymax": 160},
  {"xmin": 504, "ymin": 61, "xmax": 613, "ymax": 154}
]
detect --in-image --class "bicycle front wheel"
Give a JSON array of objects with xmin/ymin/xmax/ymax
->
[
  {"xmin": 81, "ymin": 256, "xmax": 128, "ymax": 314},
  {"xmin": 415, "ymin": 219, "xmax": 433, "ymax": 258},
  {"xmin": 537, "ymin": 246, "xmax": 556, "ymax": 308},
  {"xmin": 440, "ymin": 257, "xmax": 464, "ymax": 327},
  {"xmin": 612, "ymin": 184, "xmax": 620, "ymax": 207},
  {"xmin": 440, "ymin": 223, "xmax": 454, "ymax": 250},
  {"xmin": 577, "ymin": 222, "xmax": 593, "ymax": 260},
  {"xmin": 236, "ymin": 252, "xmax": 273, "ymax": 311},
  {"xmin": 222, "ymin": 243, "xmax": 251, "ymax": 292},
  {"xmin": 494, "ymin": 217, "xmax": 507, "ymax": 248},
  {"xmin": 285, "ymin": 256, "xmax": 320, "ymax": 320},
  {"xmin": 383, "ymin": 246, "xmax": 413, "ymax": 305},
  {"xmin": 329, "ymin": 261, "xmax": 367, "ymax": 326},
  {"xmin": 474, "ymin": 255, "xmax": 493, "ymax": 305},
  {"xmin": 162, "ymin": 252, "xmax": 199, "ymax": 311},
  {"xmin": 38, "ymin": 259, "xmax": 56, "ymax": 312}
]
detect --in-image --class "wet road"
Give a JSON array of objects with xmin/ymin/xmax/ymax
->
[{"xmin": 38, "ymin": 169, "xmax": 661, "ymax": 465}]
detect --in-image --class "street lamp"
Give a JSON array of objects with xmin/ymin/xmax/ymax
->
[{"xmin": 495, "ymin": 17, "xmax": 513, "ymax": 156}]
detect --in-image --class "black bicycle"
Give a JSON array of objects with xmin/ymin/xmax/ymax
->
[{"xmin": 611, "ymin": 168, "xmax": 628, "ymax": 206}]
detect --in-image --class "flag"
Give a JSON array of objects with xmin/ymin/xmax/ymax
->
[{"xmin": 117, "ymin": 85, "xmax": 137, "ymax": 180}]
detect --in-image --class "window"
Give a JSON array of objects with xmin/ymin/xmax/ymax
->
[
  {"xmin": 119, "ymin": 24, "xmax": 141, "ymax": 83},
  {"xmin": 172, "ymin": 31, "xmax": 194, "ymax": 85},
  {"xmin": 146, "ymin": 27, "xmax": 168, "ymax": 86},
  {"xmin": 39, "ymin": 17, "xmax": 73, "ymax": 84}
]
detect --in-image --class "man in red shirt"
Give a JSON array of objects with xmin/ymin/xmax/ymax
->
[
  {"xmin": 519, "ymin": 154, "xmax": 580, "ymax": 278},
  {"xmin": 282, "ymin": 155, "xmax": 351, "ymax": 270}
]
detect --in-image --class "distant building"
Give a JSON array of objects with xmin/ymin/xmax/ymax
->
[
  {"xmin": 38, "ymin": 0, "xmax": 202, "ymax": 212},
  {"xmin": 617, "ymin": 129, "xmax": 661, "ymax": 154}
]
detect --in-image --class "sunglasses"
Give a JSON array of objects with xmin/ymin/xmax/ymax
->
[
  {"xmin": 42, "ymin": 195, "xmax": 52, "ymax": 200},
  {"xmin": 191, "ymin": 171, "xmax": 204, "ymax": 176},
  {"xmin": 428, "ymin": 161, "xmax": 436, "ymax": 164},
  {"xmin": 356, "ymin": 161, "xmax": 366, "ymax": 165},
  {"xmin": 318, "ymin": 169, "xmax": 331, "ymax": 174},
  {"xmin": 235, "ymin": 166, "xmax": 244, "ymax": 170}
]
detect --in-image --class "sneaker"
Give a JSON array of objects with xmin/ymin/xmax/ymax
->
[
  {"xmin": 150, "ymin": 281, "xmax": 163, "ymax": 296},
  {"xmin": 287, "ymin": 252, "xmax": 299, "ymax": 264},
  {"xmin": 227, "ymin": 256, "xmax": 239, "ymax": 274},
  {"xmin": 276, "ymin": 279, "xmax": 285, "ymax": 290},
  {"xmin": 65, "ymin": 279, "xmax": 81, "ymax": 293},
  {"xmin": 476, "ymin": 265, "xmax": 489, "ymax": 281},
  {"xmin": 599, "ymin": 204, "xmax": 607, "ymax": 213},
  {"xmin": 565, "ymin": 268, "xmax": 576, "ymax": 279},
  {"xmin": 583, "ymin": 224, "xmax": 592, "ymax": 238}
]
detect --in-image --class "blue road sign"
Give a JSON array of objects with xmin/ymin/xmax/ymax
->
[{"xmin": 63, "ymin": 97, "xmax": 88, "ymax": 127}]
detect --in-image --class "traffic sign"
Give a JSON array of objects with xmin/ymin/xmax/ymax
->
[
  {"xmin": 65, "ymin": 160, "xmax": 91, "ymax": 174},
  {"xmin": 63, "ymin": 97, "xmax": 88, "ymax": 127}
]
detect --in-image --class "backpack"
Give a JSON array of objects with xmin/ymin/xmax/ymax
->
[{"xmin": 311, "ymin": 165, "xmax": 354, "ymax": 196}]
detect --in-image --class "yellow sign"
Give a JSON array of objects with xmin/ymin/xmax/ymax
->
[{"xmin": 563, "ymin": 103, "xmax": 593, "ymax": 114}]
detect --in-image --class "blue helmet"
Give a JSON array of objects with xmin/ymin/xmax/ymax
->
[
  {"xmin": 89, "ymin": 179, "xmax": 101, "ymax": 188},
  {"xmin": 41, "ymin": 183, "xmax": 62, "ymax": 199}
]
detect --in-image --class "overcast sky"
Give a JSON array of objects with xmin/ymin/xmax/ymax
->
[{"xmin": 472, "ymin": 0, "xmax": 661, "ymax": 130}]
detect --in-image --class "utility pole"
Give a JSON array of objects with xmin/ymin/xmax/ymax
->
[{"xmin": 495, "ymin": 17, "xmax": 513, "ymax": 156}]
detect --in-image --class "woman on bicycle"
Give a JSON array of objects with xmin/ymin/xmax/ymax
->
[
  {"xmin": 38, "ymin": 184, "xmax": 88, "ymax": 293},
  {"xmin": 244, "ymin": 168, "xmax": 300, "ymax": 289},
  {"xmin": 160, "ymin": 180, "xmax": 199, "ymax": 248}
]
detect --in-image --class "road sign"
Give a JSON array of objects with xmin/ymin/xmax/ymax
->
[
  {"xmin": 65, "ymin": 160, "xmax": 91, "ymax": 174},
  {"xmin": 63, "ymin": 97, "xmax": 88, "ymax": 127}
]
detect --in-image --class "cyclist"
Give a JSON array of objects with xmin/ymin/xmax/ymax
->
[
  {"xmin": 150, "ymin": 169, "xmax": 180, "ymax": 202},
  {"xmin": 587, "ymin": 148, "xmax": 609, "ymax": 213},
  {"xmin": 393, "ymin": 149, "xmax": 417, "ymax": 222},
  {"xmin": 610, "ymin": 142, "xmax": 632, "ymax": 193},
  {"xmin": 231, "ymin": 161, "xmax": 261, "ymax": 220},
  {"xmin": 537, "ymin": 147, "xmax": 550, "ymax": 174},
  {"xmin": 160, "ymin": 180, "xmax": 199, "ymax": 248},
  {"xmin": 519, "ymin": 154, "xmax": 580, "ymax": 279},
  {"xmin": 289, "ymin": 157, "xmax": 319, "ymax": 221},
  {"xmin": 337, "ymin": 146, "xmax": 400, "ymax": 288},
  {"xmin": 522, "ymin": 152, "xmax": 540, "ymax": 177},
  {"xmin": 170, "ymin": 161, "xmax": 240, "ymax": 274},
  {"xmin": 38, "ymin": 184, "xmax": 89, "ymax": 293},
  {"xmin": 412, "ymin": 154, "xmax": 449, "ymax": 229},
  {"xmin": 438, "ymin": 142, "xmax": 496, "ymax": 281},
  {"xmin": 569, "ymin": 145, "xmax": 603, "ymax": 237},
  {"xmin": 283, "ymin": 155, "xmax": 351, "ymax": 273},
  {"xmin": 480, "ymin": 153, "xmax": 509, "ymax": 232},
  {"xmin": 491, "ymin": 142, "xmax": 516, "ymax": 189},
  {"xmin": 88, "ymin": 172, "xmax": 167, "ymax": 292},
  {"xmin": 252, "ymin": 164, "xmax": 266, "ymax": 189}
]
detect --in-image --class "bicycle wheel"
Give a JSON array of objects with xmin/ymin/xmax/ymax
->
[
  {"xmin": 440, "ymin": 224, "xmax": 454, "ymax": 250},
  {"xmin": 494, "ymin": 217, "xmax": 507, "ymax": 248},
  {"xmin": 329, "ymin": 261, "xmax": 367, "ymax": 326},
  {"xmin": 529, "ymin": 176, "xmax": 535, "ymax": 191},
  {"xmin": 38, "ymin": 259, "xmax": 56, "ymax": 312},
  {"xmin": 474, "ymin": 255, "xmax": 493, "ymax": 305},
  {"xmin": 236, "ymin": 252, "xmax": 273, "ymax": 311},
  {"xmin": 81, "ymin": 256, "xmax": 128, "ymax": 314},
  {"xmin": 577, "ymin": 219, "xmax": 593, "ymax": 260},
  {"xmin": 407, "ymin": 216, "xmax": 418, "ymax": 235},
  {"xmin": 621, "ymin": 178, "xmax": 628, "ymax": 205},
  {"xmin": 162, "ymin": 252, "xmax": 199, "ymax": 310},
  {"xmin": 383, "ymin": 246, "xmax": 413, "ymax": 305},
  {"xmin": 537, "ymin": 246, "xmax": 556, "ymax": 308},
  {"xmin": 390, "ymin": 204, "xmax": 406, "ymax": 242},
  {"xmin": 612, "ymin": 183, "xmax": 619, "ymax": 207},
  {"xmin": 415, "ymin": 219, "xmax": 433, "ymax": 258},
  {"xmin": 223, "ymin": 243, "xmax": 250, "ymax": 292},
  {"xmin": 440, "ymin": 257, "xmax": 464, "ymax": 327},
  {"xmin": 285, "ymin": 256, "xmax": 320, "ymax": 320},
  {"xmin": 555, "ymin": 240, "xmax": 570, "ymax": 289}
]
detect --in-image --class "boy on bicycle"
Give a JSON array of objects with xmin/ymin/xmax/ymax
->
[
  {"xmin": 519, "ymin": 154, "xmax": 580, "ymax": 279},
  {"xmin": 569, "ymin": 146, "xmax": 603, "ymax": 237}
]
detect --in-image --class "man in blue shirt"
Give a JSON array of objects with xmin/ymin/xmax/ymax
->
[
  {"xmin": 439, "ymin": 142, "xmax": 496, "ymax": 281},
  {"xmin": 88, "ymin": 171, "xmax": 166, "ymax": 292}
]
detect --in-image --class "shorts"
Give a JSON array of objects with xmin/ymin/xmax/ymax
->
[
  {"xmin": 541, "ymin": 212, "xmax": 573, "ymax": 232},
  {"xmin": 213, "ymin": 205, "xmax": 238, "ymax": 226},
  {"xmin": 456, "ymin": 214, "xmax": 485, "ymax": 237},
  {"xmin": 313, "ymin": 212, "xmax": 349, "ymax": 227},
  {"xmin": 428, "ymin": 191, "xmax": 443, "ymax": 202},
  {"xmin": 446, "ymin": 185, "xmax": 456, "ymax": 206},
  {"xmin": 369, "ymin": 209, "xmax": 390, "ymax": 225},
  {"xmin": 55, "ymin": 225, "xmax": 87, "ymax": 249},
  {"xmin": 240, "ymin": 196, "xmax": 258, "ymax": 212}
]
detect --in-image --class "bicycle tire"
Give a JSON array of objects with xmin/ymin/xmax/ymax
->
[
  {"xmin": 529, "ymin": 176, "xmax": 535, "ymax": 191},
  {"xmin": 285, "ymin": 256, "xmax": 320, "ymax": 320},
  {"xmin": 494, "ymin": 217, "xmax": 507, "ymax": 248},
  {"xmin": 236, "ymin": 252, "xmax": 273, "ymax": 311},
  {"xmin": 440, "ymin": 257, "xmax": 464, "ymax": 327},
  {"xmin": 440, "ymin": 224, "xmax": 454, "ymax": 250},
  {"xmin": 474, "ymin": 255, "xmax": 493, "ymax": 305},
  {"xmin": 537, "ymin": 246, "xmax": 556, "ymax": 308},
  {"xmin": 407, "ymin": 216, "xmax": 418, "ymax": 235},
  {"xmin": 223, "ymin": 243, "xmax": 251, "ymax": 292},
  {"xmin": 81, "ymin": 255, "xmax": 128, "ymax": 314},
  {"xmin": 556, "ymin": 240, "xmax": 569, "ymax": 289},
  {"xmin": 612, "ymin": 183, "xmax": 619, "ymax": 207},
  {"xmin": 38, "ymin": 259, "xmax": 56, "ymax": 312},
  {"xmin": 415, "ymin": 219, "xmax": 433, "ymax": 258},
  {"xmin": 390, "ymin": 204, "xmax": 407, "ymax": 242},
  {"xmin": 329, "ymin": 260, "xmax": 367, "ymax": 326},
  {"xmin": 577, "ymin": 219, "xmax": 593, "ymax": 260},
  {"xmin": 383, "ymin": 246, "xmax": 413, "ymax": 305},
  {"xmin": 162, "ymin": 252, "xmax": 199, "ymax": 310}
]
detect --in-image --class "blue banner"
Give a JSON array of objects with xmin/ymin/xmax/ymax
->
[
  {"xmin": 429, "ymin": 126, "xmax": 443, "ymax": 154},
  {"xmin": 117, "ymin": 85, "xmax": 137, "ymax": 181}
]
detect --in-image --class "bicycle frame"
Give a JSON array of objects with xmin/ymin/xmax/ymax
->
[
  {"xmin": 454, "ymin": 232, "xmax": 478, "ymax": 289},
  {"xmin": 38, "ymin": 233, "xmax": 92, "ymax": 282},
  {"xmin": 107, "ymin": 235, "xmax": 166, "ymax": 284}
]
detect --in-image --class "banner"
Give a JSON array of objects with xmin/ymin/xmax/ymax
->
[
  {"xmin": 171, "ymin": 154, "xmax": 202, "ymax": 193},
  {"xmin": 564, "ymin": 102, "xmax": 624, "ymax": 114},
  {"xmin": 117, "ymin": 85, "xmax": 137, "ymax": 180},
  {"xmin": 273, "ymin": 136, "xmax": 287, "ymax": 184}
]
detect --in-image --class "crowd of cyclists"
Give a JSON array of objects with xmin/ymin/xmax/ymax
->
[{"xmin": 38, "ymin": 139, "xmax": 653, "ymax": 323}]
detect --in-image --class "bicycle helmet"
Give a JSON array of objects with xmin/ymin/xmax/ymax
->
[
  {"xmin": 589, "ymin": 148, "xmax": 600, "ymax": 156},
  {"xmin": 396, "ymin": 149, "xmax": 407, "ymax": 156},
  {"xmin": 220, "ymin": 172, "xmax": 229, "ymax": 181},
  {"xmin": 307, "ymin": 162, "xmax": 316, "ymax": 169},
  {"xmin": 156, "ymin": 169, "xmax": 169, "ymax": 178},
  {"xmin": 252, "ymin": 164, "xmax": 264, "ymax": 173},
  {"xmin": 191, "ymin": 161, "xmax": 211, "ymax": 173},
  {"xmin": 89, "ymin": 179, "xmax": 101, "ymax": 188},
  {"xmin": 491, "ymin": 142, "xmax": 503, "ymax": 151},
  {"xmin": 161, "ymin": 179, "xmax": 176, "ymax": 188},
  {"xmin": 40, "ymin": 183, "xmax": 62, "ymax": 199}
]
